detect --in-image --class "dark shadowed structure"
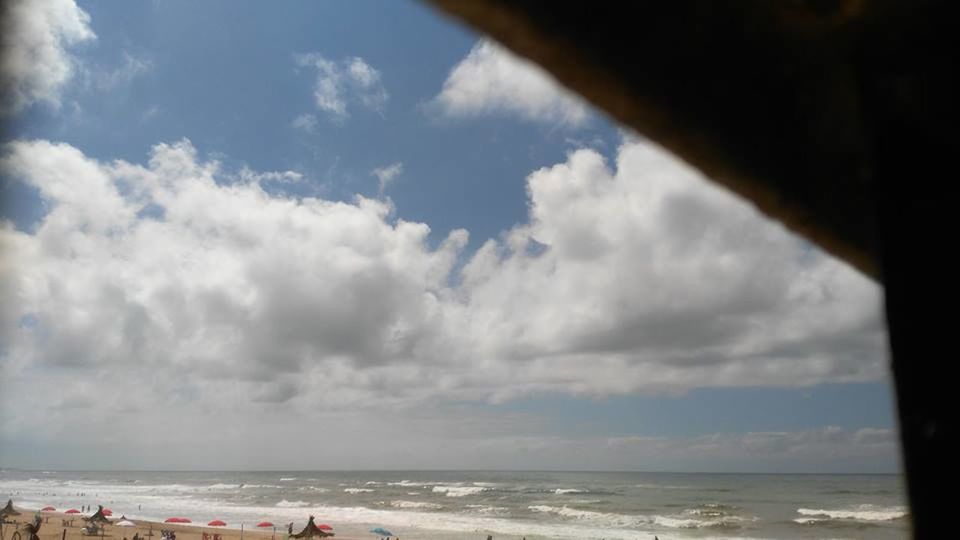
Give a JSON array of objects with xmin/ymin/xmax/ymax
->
[
  {"xmin": 85, "ymin": 506, "xmax": 111, "ymax": 525},
  {"xmin": 424, "ymin": 1, "xmax": 956, "ymax": 537},
  {"xmin": 0, "ymin": 499, "xmax": 20, "ymax": 519},
  {"xmin": 290, "ymin": 516, "xmax": 333, "ymax": 539}
]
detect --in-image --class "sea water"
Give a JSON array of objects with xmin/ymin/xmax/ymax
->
[{"xmin": 0, "ymin": 470, "xmax": 908, "ymax": 539}]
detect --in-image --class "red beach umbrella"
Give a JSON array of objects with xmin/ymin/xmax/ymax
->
[
  {"xmin": 317, "ymin": 524, "xmax": 333, "ymax": 531},
  {"xmin": 256, "ymin": 522, "xmax": 274, "ymax": 528},
  {"xmin": 207, "ymin": 520, "xmax": 226, "ymax": 527},
  {"xmin": 41, "ymin": 506, "xmax": 56, "ymax": 512},
  {"xmin": 164, "ymin": 517, "xmax": 192, "ymax": 523},
  {"xmin": 66, "ymin": 509, "xmax": 81, "ymax": 514},
  {"xmin": 103, "ymin": 509, "xmax": 113, "ymax": 516}
]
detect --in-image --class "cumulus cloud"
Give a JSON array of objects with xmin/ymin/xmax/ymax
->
[
  {"xmin": 295, "ymin": 53, "xmax": 388, "ymax": 121},
  {"xmin": 372, "ymin": 162, "xmax": 403, "ymax": 195},
  {"xmin": 0, "ymin": 137, "xmax": 886, "ymax": 462},
  {"xmin": 0, "ymin": 0, "xmax": 96, "ymax": 114},
  {"xmin": 430, "ymin": 39, "xmax": 589, "ymax": 126}
]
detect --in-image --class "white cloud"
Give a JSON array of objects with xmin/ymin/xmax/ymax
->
[
  {"xmin": 431, "ymin": 39, "xmax": 589, "ymax": 126},
  {"xmin": 372, "ymin": 162, "xmax": 403, "ymax": 195},
  {"xmin": 0, "ymin": 137, "xmax": 886, "ymax": 465},
  {"xmin": 0, "ymin": 0, "xmax": 96, "ymax": 114},
  {"xmin": 291, "ymin": 113, "xmax": 318, "ymax": 132},
  {"xmin": 236, "ymin": 166, "xmax": 303, "ymax": 184},
  {"xmin": 295, "ymin": 53, "xmax": 388, "ymax": 121}
]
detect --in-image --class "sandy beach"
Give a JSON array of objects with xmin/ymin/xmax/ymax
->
[{"xmin": 2, "ymin": 508, "xmax": 366, "ymax": 540}]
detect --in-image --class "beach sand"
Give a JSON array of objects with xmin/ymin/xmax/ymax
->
[{"xmin": 2, "ymin": 510, "xmax": 366, "ymax": 540}]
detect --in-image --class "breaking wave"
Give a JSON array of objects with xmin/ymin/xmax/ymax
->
[
  {"xmin": 432, "ymin": 486, "xmax": 489, "ymax": 497},
  {"xmin": 528, "ymin": 505, "xmax": 752, "ymax": 530},
  {"xmin": 796, "ymin": 505, "xmax": 907, "ymax": 522}
]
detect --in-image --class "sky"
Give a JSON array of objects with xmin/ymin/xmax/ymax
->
[{"xmin": 0, "ymin": 0, "xmax": 898, "ymax": 473}]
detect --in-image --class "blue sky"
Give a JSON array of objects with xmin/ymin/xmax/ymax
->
[{"xmin": 0, "ymin": 0, "xmax": 896, "ymax": 472}]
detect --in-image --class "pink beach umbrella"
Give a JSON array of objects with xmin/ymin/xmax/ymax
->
[
  {"xmin": 207, "ymin": 520, "xmax": 227, "ymax": 527},
  {"xmin": 41, "ymin": 506, "xmax": 56, "ymax": 512},
  {"xmin": 164, "ymin": 517, "xmax": 192, "ymax": 524},
  {"xmin": 256, "ymin": 522, "xmax": 274, "ymax": 528},
  {"xmin": 65, "ymin": 509, "xmax": 81, "ymax": 514},
  {"xmin": 317, "ymin": 524, "xmax": 333, "ymax": 531},
  {"xmin": 103, "ymin": 509, "xmax": 113, "ymax": 517}
]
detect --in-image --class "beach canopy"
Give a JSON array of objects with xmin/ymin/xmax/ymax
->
[
  {"xmin": 207, "ymin": 520, "xmax": 227, "ymax": 527},
  {"xmin": 116, "ymin": 521, "xmax": 136, "ymax": 527},
  {"xmin": 102, "ymin": 509, "xmax": 113, "ymax": 517},
  {"xmin": 369, "ymin": 528, "xmax": 393, "ymax": 536},
  {"xmin": 86, "ymin": 505, "xmax": 112, "ymax": 524},
  {"xmin": 256, "ymin": 522, "xmax": 274, "ymax": 528},
  {"xmin": 317, "ymin": 524, "xmax": 333, "ymax": 531},
  {"xmin": 1, "ymin": 499, "xmax": 21, "ymax": 518},
  {"xmin": 65, "ymin": 509, "xmax": 81, "ymax": 514},
  {"xmin": 291, "ymin": 516, "xmax": 333, "ymax": 538},
  {"xmin": 41, "ymin": 506, "xmax": 56, "ymax": 512},
  {"xmin": 164, "ymin": 517, "xmax": 192, "ymax": 523}
]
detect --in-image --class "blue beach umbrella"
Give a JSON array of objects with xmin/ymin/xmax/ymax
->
[{"xmin": 369, "ymin": 527, "xmax": 393, "ymax": 536}]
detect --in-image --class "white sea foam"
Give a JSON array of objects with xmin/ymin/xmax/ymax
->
[
  {"xmin": 529, "ymin": 505, "xmax": 751, "ymax": 530},
  {"xmin": 389, "ymin": 500, "xmax": 443, "ymax": 510},
  {"xmin": 387, "ymin": 480, "xmax": 431, "ymax": 487},
  {"xmin": 278, "ymin": 477, "xmax": 297, "ymax": 482},
  {"xmin": 432, "ymin": 486, "xmax": 488, "ymax": 497},
  {"xmin": 796, "ymin": 505, "xmax": 907, "ymax": 521},
  {"xmin": 343, "ymin": 488, "xmax": 374, "ymax": 494},
  {"xmin": 189, "ymin": 499, "xmax": 765, "ymax": 540},
  {"xmin": 554, "ymin": 488, "xmax": 587, "ymax": 495},
  {"xmin": 208, "ymin": 484, "xmax": 240, "ymax": 490},
  {"xmin": 275, "ymin": 500, "xmax": 310, "ymax": 508}
]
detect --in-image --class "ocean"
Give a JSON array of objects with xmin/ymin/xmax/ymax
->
[{"xmin": 0, "ymin": 470, "xmax": 908, "ymax": 540}]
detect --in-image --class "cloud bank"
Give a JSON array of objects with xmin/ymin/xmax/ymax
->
[
  {"xmin": 0, "ymin": 137, "xmax": 887, "ymax": 468},
  {"xmin": 1, "ymin": 137, "xmax": 884, "ymax": 413},
  {"xmin": 431, "ymin": 39, "xmax": 589, "ymax": 127}
]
